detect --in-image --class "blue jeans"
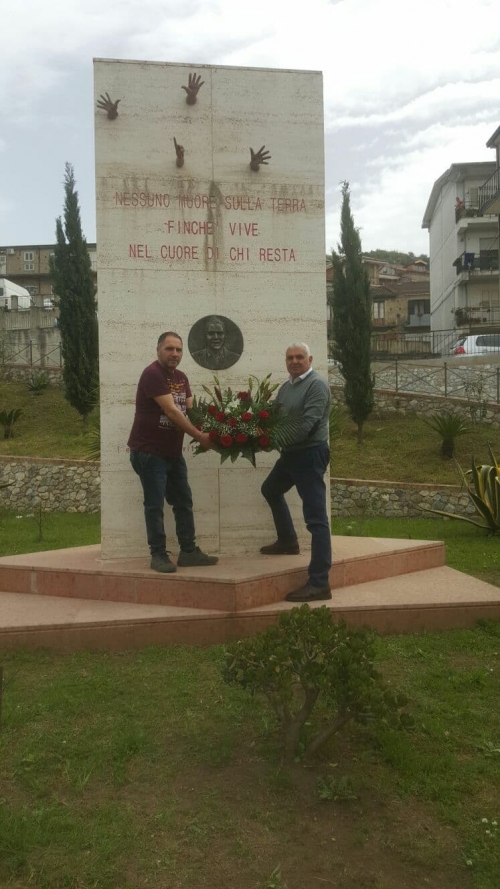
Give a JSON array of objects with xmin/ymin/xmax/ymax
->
[
  {"xmin": 261, "ymin": 443, "xmax": 332, "ymax": 588},
  {"xmin": 130, "ymin": 450, "xmax": 196, "ymax": 555}
]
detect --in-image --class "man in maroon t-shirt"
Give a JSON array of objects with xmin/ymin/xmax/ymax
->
[{"xmin": 128, "ymin": 331, "xmax": 218, "ymax": 573}]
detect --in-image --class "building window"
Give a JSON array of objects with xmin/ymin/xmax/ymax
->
[
  {"xmin": 408, "ymin": 300, "xmax": 430, "ymax": 316},
  {"xmin": 373, "ymin": 301, "xmax": 385, "ymax": 319},
  {"xmin": 23, "ymin": 251, "xmax": 34, "ymax": 262},
  {"xmin": 23, "ymin": 263, "xmax": 34, "ymax": 271},
  {"xmin": 25, "ymin": 286, "xmax": 37, "ymax": 296}
]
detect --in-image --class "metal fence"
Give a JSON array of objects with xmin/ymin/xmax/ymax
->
[
  {"xmin": 372, "ymin": 360, "xmax": 500, "ymax": 403},
  {"xmin": 1, "ymin": 339, "xmax": 62, "ymax": 367}
]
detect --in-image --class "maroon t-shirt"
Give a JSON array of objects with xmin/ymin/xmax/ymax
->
[{"xmin": 127, "ymin": 361, "xmax": 192, "ymax": 458}]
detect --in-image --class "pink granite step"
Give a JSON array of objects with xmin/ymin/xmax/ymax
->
[
  {"xmin": 0, "ymin": 566, "xmax": 499, "ymax": 652},
  {"xmin": 0, "ymin": 537, "xmax": 445, "ymax": 612}
]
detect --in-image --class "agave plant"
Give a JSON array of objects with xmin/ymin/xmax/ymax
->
[
  {"xmin": 424, "ymin": 444, "xmax": 500, "ymax": 533},
  {"xmin": 27, "ymin": 370, "xmax": 49, "ymax": 396},
  {"xmin": 423, "ymin": 411, "xmax": 469, "ymax": 458},
  {"xmin": 0, "ymin": 408, "xmax": 23, "ymax": 439}
]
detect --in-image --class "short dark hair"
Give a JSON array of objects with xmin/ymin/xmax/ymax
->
[
  {"xmin": 205, "ymin": 315, "xmax": 225, "ymax": 332},
  {"xmin": 157, "ymin": 331, "xmax": 183, "ymax": 347}
]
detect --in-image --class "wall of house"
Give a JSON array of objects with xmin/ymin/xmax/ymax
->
[{"xmin": 429, "ymin": 179, "xmax": 459, "ymax": 330}]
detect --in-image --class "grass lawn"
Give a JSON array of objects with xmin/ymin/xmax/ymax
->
[
  {"xmin": 0, "ymin": 380, "xmax": 96, "ymax": 458},
  {"xmin": 332, "ymin": 411, "xmax": 498, "ymax": 485},
  {"xmin": 0, "ymin": 625, "xmax": 499, "ymax": 889},
  {"xmin": 332, "ymin": 516, "xmax": 500, "ymax": 589},
  {"xmin": 0, "ymin": 512, "xmax": 499, "ymax": 887},
  {"xmin": 0, "ymin": 512, "xmax": 100, "ymax": 557}
]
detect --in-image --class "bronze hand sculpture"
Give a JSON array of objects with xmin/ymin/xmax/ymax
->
[
  {"xmin": 182, "ymin": 73, "xmax": 205, "ymax": 105},
  {"xmin": 249, "ymin": 145, "xmax": 271, "ymax": 171},
  {"xmin": 96, "ymin": 93, "xmax": 120, "ymax": 120}
]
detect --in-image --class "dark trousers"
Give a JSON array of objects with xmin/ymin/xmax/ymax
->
[
  {"xmin": 261, "ymin": 443, "xmax": 332, "ymax": 588},
  {"xmin": 130, "ymin": 450, "xmax": 196, "ymax": 555}
]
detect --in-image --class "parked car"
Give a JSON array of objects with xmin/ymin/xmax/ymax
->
[{"xmin": 450, "ymin": 333, "xmax": 500, "ymax": 356}]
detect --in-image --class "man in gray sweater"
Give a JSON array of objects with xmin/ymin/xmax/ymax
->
[{"xmin": 260, "ymin": 342, "xmax": 332, "ymax": 601}]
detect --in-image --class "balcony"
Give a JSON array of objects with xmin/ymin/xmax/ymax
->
[
  {"xmin": 478, "ymin": 167, "xmax": 500, "ymax": 215},
  {"xmin": 455, "ymin": 201, "xmax": 497, "ymax": 232},
  {"xmin": 453, "ymin": 306, "xmax": 500, "ymax": 326},
  {"xmin": 405, "ymin": 313, "xmax": 430, "ymax": 328},
  {"xmin": 453, "ymin": 250, "xmax": 499, "ymax": 275}
]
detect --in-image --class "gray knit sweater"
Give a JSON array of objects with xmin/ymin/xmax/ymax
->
[{"xmin": 276, "ymin": 369, "xmax": 331, "ymax": 452}]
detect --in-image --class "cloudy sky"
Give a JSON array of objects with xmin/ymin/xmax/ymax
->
[{"xmin": 2, "ymin": 0, "xmax": 499, "ymax": 254}]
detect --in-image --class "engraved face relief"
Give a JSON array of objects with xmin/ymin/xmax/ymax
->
[{"xmin": 188, "ymin": 315, "xmax": 243, "ymax": 370}]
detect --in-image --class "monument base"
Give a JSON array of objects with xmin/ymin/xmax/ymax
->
[{"xmin": 1, "ymin": 537, "xmax": 500, "ymax": 651}]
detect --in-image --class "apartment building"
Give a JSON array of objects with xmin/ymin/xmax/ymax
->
[
  {"xmin": 422, "ymin": 132, "xmax": 500, "ymax": 332},
  {"xmin": 0, "ymin": 243, "xmax": 97, "ymax": 307}
]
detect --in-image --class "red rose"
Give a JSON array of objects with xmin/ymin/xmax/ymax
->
[
  {"xmin": 228, "ymin": 418, "xmax": 237, "ymax": 427},
  {"xmin": 195, "ymin": 425, "xmax": 203, "ymax": 431},
  {"xmin": 208, "ymin": 430, "xmax": 219, "ymax": 441},
  {"xmin": 216, "ymin": 411, "xmax": 226, "ymax": 422},
  {"xmin": 258, "ymin": 435, "xmax": 271, "ymax": 447},
  {"xmin": 241, "ymin": 412, "xmax": 253, "ymax": 422},
  {"xmin": 208, "ymin": 405, "xmax": 217, "ymax": 416},
  {"xmin": 220, "ymin": 434, "xmax": 234, "ymax": 447},
  {"xmin": 258, "ymin": 410, "xmax": 270, "ymax": 419},
  {"xmin": 235, "ymin": 432, "xmax": 248, "ymax": 444},
  {"xmin": 237, "ymin": 391, "xmax": 251, "ymax": 401}
]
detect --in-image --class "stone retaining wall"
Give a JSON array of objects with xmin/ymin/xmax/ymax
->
[
  {"xmin": 331, "ymin": 385, "xmax": 500, "ymax": 428},
  {"xmin": 330, "ymin": 361, "xmax": 500, "ymax": 402},
  {"xmin": 0, "ymin": 456, "xmax": 100, "ymax": 514},
  {"xmin": 331, "ymin": 476, "xmax": 474, "ymax": 519},
  {"xmin": 2, "ymin": 365, "xmax": 63, "ymax": 385},
  {"xmin": 0, "ymin": 454, "xmax": 474, "ymax": 522}
]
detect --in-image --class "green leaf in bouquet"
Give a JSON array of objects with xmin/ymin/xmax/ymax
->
[
  {"xmin": 220, "ymin": 450, "xmax": 232, "ymax": 464},
  {"xmin": 230, "ymin": 450, "xmax": 239, "ymax": 463},
  {"xmin": 202, "ymin": 385, "xmax": 214, "ymax": 399},
  {"xmin": 270, "ymin": 407, "xmax": 300, "ymax": 449},
  {"xmin": 242, "ymin": 444, "xmax": 257, "ymax": 467}
]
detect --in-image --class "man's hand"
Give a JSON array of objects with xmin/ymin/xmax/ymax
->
[
  {"xmin": 182, "ymin": 73, "xmax": 205, "ymax": 105},
  {"xmin": 197, "ymin": 432, "xmax": 212, "ymax": 450},
  {"xmin": 249, "ymin": 145, "xmax": 271, "ymax": 171},
  {"xmin": 96, "ymin": 93, "xmax": 120, "ymax": 120}
]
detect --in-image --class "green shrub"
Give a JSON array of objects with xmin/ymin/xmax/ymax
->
[
  {"xmin": 0, "ymin": 409, "xmax": 23, "ymax": 439},
  {"xmin": 423, "ymin": 411, "xmax": 469, "ymax": 458},
  {"xmin": 27, "ymin": 370, "xmax": 49, "ymax": 396},
  {"xmin": 425, "ymin": 444, "xmax": 500, "ymax": 533},
  {"xmin": 223, "ymin": 606, "xmax": 412, "ymax": 761}
]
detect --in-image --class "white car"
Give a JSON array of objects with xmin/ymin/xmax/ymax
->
[{"xmin": 450, "ymin": 333, "xmax": 500, "ymax": 356}]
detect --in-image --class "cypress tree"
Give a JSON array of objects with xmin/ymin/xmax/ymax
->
[
  {"xmin": 50, "ymin": 163, "xmax": 98, "ymax": 426},
  {"xmin": 331, "ymin": 181, "xmax": 374, "ymax": 445}
]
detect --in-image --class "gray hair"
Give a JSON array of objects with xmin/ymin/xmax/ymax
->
[{"xmin": 286, "ymin": 341, "xmax": 311, "ymax": 357}]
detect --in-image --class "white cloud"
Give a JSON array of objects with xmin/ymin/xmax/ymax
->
[{"xmin": 1, "ymin": 0, "xmax": 499, "ymax": 250}]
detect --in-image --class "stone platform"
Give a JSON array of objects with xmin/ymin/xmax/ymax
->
[{"xmin": 0, "ymin": 537, "xmax": 499, "ymax": 651}]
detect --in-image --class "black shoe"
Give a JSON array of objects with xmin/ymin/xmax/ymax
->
[
  {"xmin": 285, "ymin": 583, "xmax": 332, "ymax": 602},
  {"xmin": 260, "ymin": 540, "xmax": 300, "ymax": 555},
  {"xmin": 150, "ymin": 552, "xmax": 177, "ymax": 574},
  {"xmin": 177, "ymin": 546, "xmax": 219, "ymax": 567}
]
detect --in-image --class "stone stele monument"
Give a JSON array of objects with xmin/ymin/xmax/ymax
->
[{"xmin": 94, "ymin": 59, "xmax": 327, "ymax": 559}]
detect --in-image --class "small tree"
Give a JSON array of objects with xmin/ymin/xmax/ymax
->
[
  {"xmin": 331, "ymin": 182, "xmax": 374, "ymax": 444},
  {"xmin": 223, "ymin": 606, "xmax": 411, "ymax": 762},
  {"xmin": 50, "ymin": 163, "xmax": 98, "ymax": 427}
]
